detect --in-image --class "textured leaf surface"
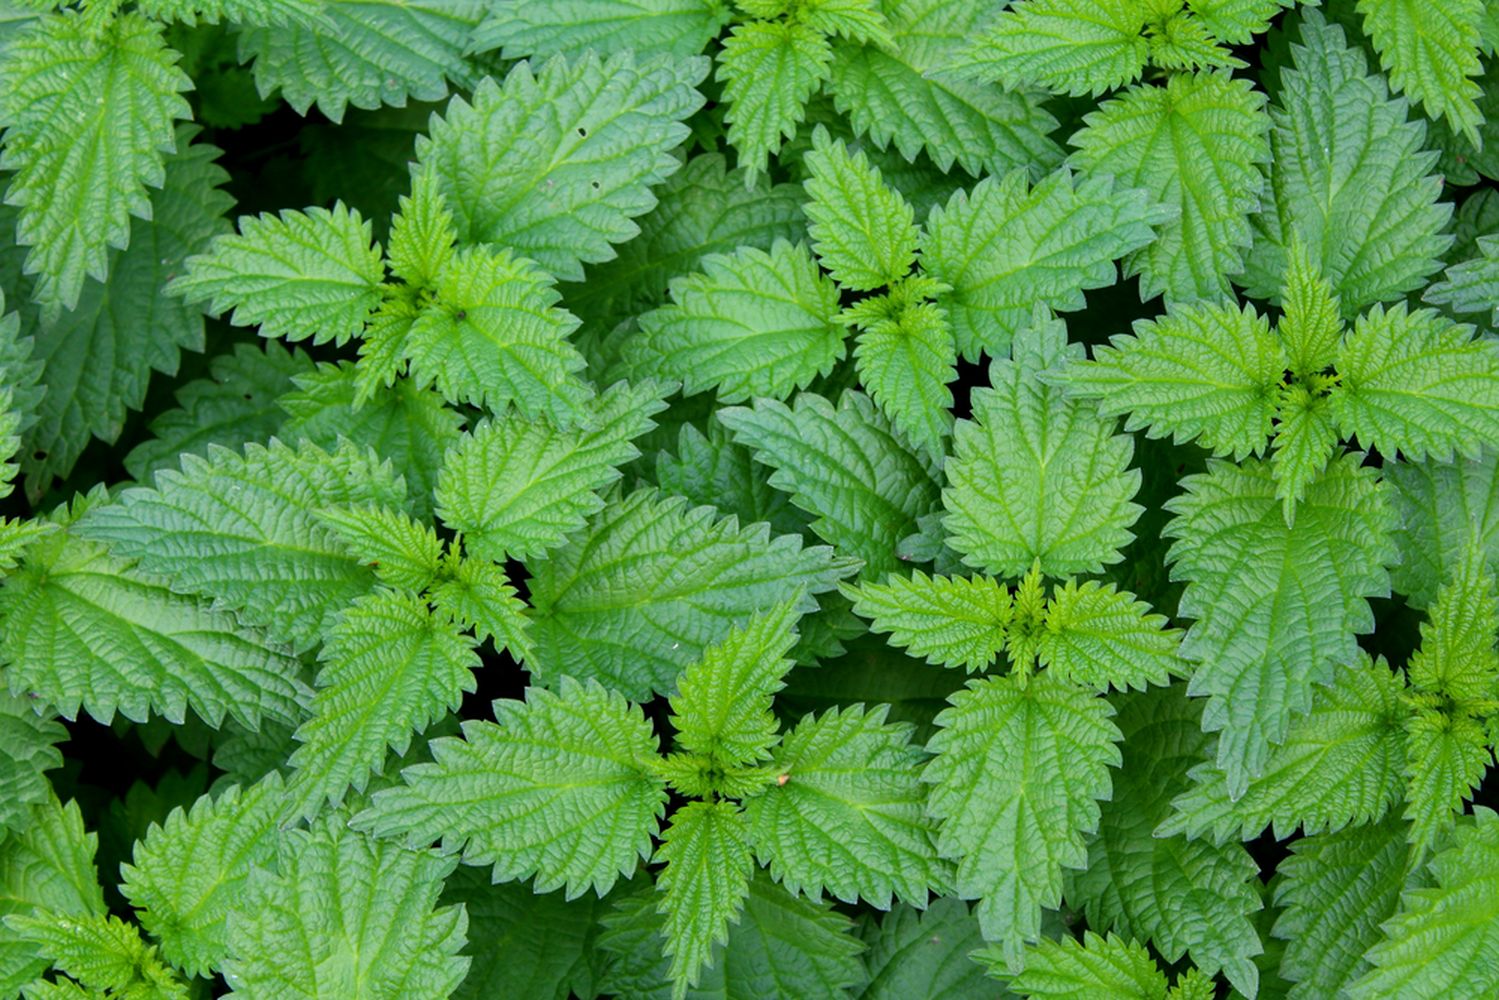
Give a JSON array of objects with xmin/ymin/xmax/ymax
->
[
  {"xmin": 0, "ymin": 10, "xmax": 191, "ymax": 312},
  {"xmin": 998, "ymin": 930, "xmax": 1167, "ymax": 998},
  {"xmin": 0, "ymin": 692, "xmax": 64, "ymax": 836},
  {"xmin": 1425, "ymin": 233, "xmax": 1499, "ymax": 324},
  {"xmin": 944, "ymin": 317, "xmax": 1141, "ymax": 579},
  {"xmin": 1244, "ymin": 12, "xmax": 1452, "ymax": 312},
  {"xmin": 1357, "ymin": 0, "xmax": 1484, "ymax": 142},
  {"xmin": 1039, "ymin": 580, "xmax": 1185, "ymax": 693},
  {"xmin": 1385, "ymin": 451, "xmax": 1499, "ymax": 609},
  {"xmin": 1331, "ymin": 303, "xmax": 1499, "ymax": 463},
  {"xmin": 850, "ymin": 293, "xmax": 956, "ymax": 457},
  {"xmin": 844, "ymin": 571, "xmax": 1011, "ymax": 673},
  {"xmin": 120, "ymin": 774, "xmax": 285, "ymax": 977},
  {"xmin": 286, "ymin": 591, "xmax": 480, "ymax": 819},
  {"xmin": 828, "ymin": 0, "xmax": 1061, "ymax": 178},
  {"xmin": 622, "ymin": 241, "xmax": 845, "ymax": 402},
  {"xmin": 744, "ymin": 704, "xmax": 944, "ymax": 908},
  {"xmin": 221, "ymin": 820, "xmax": 468, "ymax": 1000},
  {"xmin": 720, "ymin": 391, "xmax": 939, "ymax": 578},
  {"xmin": 78, "ymin": 439, "xmax": 404, "ymax": 651},
  {"xmin": 436, "ymin": 380, "xmax": 665, "ymax": 563},
  {"xmin": 924, "ymin": 672, "xmax": 1121, "ymax": 957},
  {"xmin": 1350, "ymin": 807, "xmax": 1499, "ymax": 999},
  {"xmin": 171, "ymin": 203, "xmax": 385, "ymax": 346},
  {"xmin": 856, "ymin": 899, "xmax": 991, "ymax": 1000},
  {"xmin": 1163, "ymin": 456, "xmax": 1395, "ymax": 795},
  {"xmin": 656, "ymin": 799, "xmax": 755, "ymax": 993},
  {"xmin": 1069, "ymin": 70, "xmax": 1270, "ymax": 303},
  {"xmin": 356, "ymin": 678, "xmax": 665, "ymax": 897},
  {"xmin": 718, "ymin": 19, "xmax": 831, "ymax": 179},
  {"xmin": 0, "ymin": 505, "xmax": 304, "ymax": 729},
  {"xmin": 964, "ymin": 0, "xmax": 1149, "ymax": 98},
  {"xmin": 237, "ymin": 0, "xmax": 486, "ymax": 122},
  {"xmin": 920, "ymin": 167, "xmax": 1167, "ymax": 360},
  {"xmin": 802, "ymin": 126, "xmax": 917, "ymax": 290},
  {"xmin": 526, "ymin": 489, "xmax": 856, "ymax": 699},
  {"xmin": 1063, "ymin": 299, "xmax": 1285, "ymax": 461},
  {"xmin": 418, "ymin": 49, "xmax": 706, "ymax": 281}
]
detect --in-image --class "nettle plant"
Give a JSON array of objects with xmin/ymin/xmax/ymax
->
[{"xmin": 4, "ymin": 0, "xmax": 1499, "ymax": 998}]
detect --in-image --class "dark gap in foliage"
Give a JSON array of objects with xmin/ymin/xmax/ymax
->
[{"xmin": 947, "ymin": 354, "xmax": 988, "ymax": 423}]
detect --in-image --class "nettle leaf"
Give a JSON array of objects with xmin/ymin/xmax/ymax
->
[
  {"xmin": 1069, "ymin": 69, "xmax": 1270, "ymax": 304},
  {"xmin": 221, "ymin": 819, "xmax": 469, "ymax": 1000},
  {"xmin": 1070, "ymin": 686, "xmax": 1262, "ymax": 996},
  {"xmin": 924, "ymin": 671, "xmax": 1121, "ymax": 959},
  {"xmin": 1357, "ymin": 0, "xmax": 1485, "ymax": 144},
  {"xmin": 285, "ymin": 590, "xmax": 481, "ymax": 820},
  {"xmin": 526, "ymin": 489, "xmax": 857, "ymax": 700},
  {"xmin": 1272, "ymin": 813, "xmax": 1410, "ymax": 1000},
  {"xmin": 1244, "ymin": 12, "xmax": 1452, "ymax": 313},
  {"xmin": 1161, "ymin": 654, "xmax": 1407, "ymax": 844},
  {"xmin": 7, "ymin": 908, "xmax": 187, "ymax": 998},
  {"xmin": 920, "ymin": 167, "xmax": 1167, "ymax": 361},
  {"xmin": 850, "ymin": 291, "xmax": 957, "ymax": 457},
  {"xmin": 598, "ymin": 871, "xmax": 864, "ymax": 1000},
  {"xmin": 418, "ymin": 49, "xmax": 706, "ymax": 281},
  {"xmin": 962, "ymin": 0, "xmax": 1150, "ymax": 98},
  {"xmin": 744, "ymin": 704, "xmax": 945, "ymax": 908},
  {"xmin": 1062, "ymin": 298, "xmax": 1286, "ymax": 461},
  {"xmin": 1408, "ymin": 544, "xmax": 1499, "ymax": 703},
  {"xmin": 403, "ymin": 246, "xmax": 593, "ymax": 423},
  {"xmin": 355, "ymin": 677, "xmax": 666, "ymax": 898},
  {"xmin": 5, "ymin": 133, "xmax": 232, "ymax": 500},
  {"xmin": 120, "ymin": 774, "xmax": 285, "ymax": 977},
  {"xmin": 78, "ymin": 438, "xmax": 405, "ymax": 652},
  {"xmin": 1330, "ymin": 303, "xmax": 1499, "ymax": 463},
  {"xmin": 0, "ymin": 691, "xmax": 66, "ymax": 836},
  {"xmin": 669, "ymin": 601, "xmax": 800, "ymax": 770},
  {"xmin": 719, "ymin": 391, "xmax": 940, "ymax": 579},
  {"xmin": 437, "ymin": 379, "xmax": 665, "ymax": 564},
  {"xmin": 943, "ymin": 315, "xmax": 1142, "ymax": 579},
  {"xmin": 132, "ymin": 0, "xmax": 323, "ymax": 27},
  {"xmin": 237, "ymin": 0, "xmax": 486, "ymax": 123},
  {"xmin": 0, "ymin": 499, "xmax": 305, "ymax": 729},
  {"xmin": 474, "ymin": 0, "xmax": 730, "ymax": 60},
  {"xmin": 856, "ymin": 899, "xmax": 991, "ymax": 1000},
  {"xmin": 0, "ymin": 9, "xmax": 191, "ymax": 313},
  {"xmin": 843, "ymin": 570, "xmax": 1012, "ymax": 673},
  {"xmin": 827, "ymin": 0, "xmax": 1062, "ymax": 178},
  {"xmin": 170, "ymin": 203, "xmax": 386, "ymax": 346},
  {"xmin": 1163, "ymin": 455, "xmax": 1396, "ymax": 797},
  {"xmin": 654, "ymin": 420, "xmax": 810, "ymax": 539},
  {"xmin": 655, "ymin": 799, "xmax": 756, "ymax": 994},
  {"xmin": 316, "ymin": 505, "xmax": 445, "ymax": 593},
  {"xmin": 124, "ymin": 342, "xmax": 310, "ymax": 483},
  {"xmin": 1039, "ymin": 580, "xmax": 1186, "ymax": 693},
  {"xmin": 993, "ymin": 930, "xmax": 1176, "ymax": 998},
  {"xmin": 718, "ymin": 19, "xmax": 831, "ymax": 181},
  {"xmin": 802, "ymin": 125, "xmax": 917, "ymax": 290},
  {"xmin": 620, "ymin": 240, "xmax": 846, "ymax": 402},
  {"xmin": 1350, "ymin": 806, "xmax": 1499, "ymax": 999},
  {"xmin": 428, "ymin": 554, "xmax": 531, "ymax": 658}
]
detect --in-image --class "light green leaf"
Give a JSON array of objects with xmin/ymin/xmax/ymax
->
[
  {"xmin": 428, "ymin": 554, "xmax": 531, "ymax": 659},
  {"xmin": 993, "ymin": 930, "xmax": 1167, "ymax": 999},
  {"xmin": 1407, "ymin": 544, "xmax": 1499, "ymax": 702},
  {"xmin": 1331, "ymin": 303, "xmax": 1499, "ymax": 463},
  {"xmin": 0, "ymin": 691, "xmax": 65, "ymax": 835},
  {"xmin": 403, "ymin": 246, "xmax": 593, "ymax": 422},
  {"xmin": 6, "ymin": 910, "xmax": 187, "ymax": 999},
  {"xmin": 237, "ymin": 0, "xmax": 485, "ymax": 123},
  {"xmin": 849, "ymin": 291, "xmax": 956, "ymax": 457},
  {"xmin": 719, "ymin": 391, "xmax": 940, "ymax": 578},
  {"xmin": 620, "ymin": 240, "xmax": 846, "ymax": 402},
  {"xmin": 1384, "ymin": 450, "xmax": 1499, "ymax": 609},
  {"xmin": 119, "ymin": 774, "xmax": 285, "ymax": 977},
  {"xmin": 744, "ymin": 704, "xmax": 945, "ymax": 908},
  {"xmin": 1357, "ymin": 0, "xmax": 1484, "ymax": 144},
  {"xmin": 171, "ymin": 203, "xmax": 385, "ymax": 346},
  {"xmin": 78, "ymin": 438, "xmax": 406, "ymax": 651},
  {"xmin": 655, "ymin": 799, "xmax": 755, "ymax": 996},
  {"xmin": 1163, "ymin": 456, "xmax": 1396, "ymax": 796},
  {"xmin": 436, "ymin": 379, "xmax": 666, "ymax": 563},
  {"xmin": 315, "ymin": 505, "xmax": 445, "ymax": 594},
  {"xmin": 802, "ymin": 125, "xmax": 917, "ymax": 290},
  {"xmin": 670, "ymin": 601, "xmax": 801, "ymax": 770},
  {"xmin": 221, "ymin": 820, "xmax": 469, "ymax": 1000},
  {"xmin": 418, "ymin": 49, "xmax": 706, "ymax": 281},
  {"xmin": 1062, "ymin": 299, "xmax": 1286, "ymax": 461},
  {"xmin": 962, "ymin": 0, "xmax": 1150, "ymax": 98},
  {"xmin": 0, "ymin": 10, "xmax": 191, "ymax": 313},
  {"xmin": 526, "ymin": 489, "xmax": 857, "ymax": 700},
  {"xmin": 843, "ymin": 570, "xmax": 1011, "ymax": 673},
  {"xmin": 654, "ymin": 419, "xmax": 810, "ymax": 539},
  {"xmin": 1403, "ymin": 711, "xmax": 1491, "ymax": 862},
  {"xmin": 1069, "ymin": 69, "xmax": 1270, "ymax": 304},
  {"xmin": 473, "ymin": 0, "xmax": 729, "ymax": 60},
  {"xmin": 925, "ymin": 671, "xmax": 1121, "ymax": 958},
  {"xmin": 718, "ymin": 19, "xmax": 831, "ymax": 180},
  {"xmin": 286, "ymin": 590, "xmax": 481, "ymax": 820},
  {"xmin": 944, "ymin": 315, "xmax": 1142, "ymax": 579},
  {"xmin": 1040, "ymin": 580, "xmax": 1186, "ymax": 693},
  {"xmin": 354, "ymin": 677, "xmax": 666, "ymax": 898},
  {"xmin": 1425, "ymin": 233, "xmax": 1499, "ymax": 325},
  {"xmin": 920, "ymin": 167, "xmax": 1168, "ymax": 362}
]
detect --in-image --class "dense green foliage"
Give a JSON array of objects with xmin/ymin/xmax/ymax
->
[{"xmin": 2, "ymin": 1, "xmax": 1499, "ymax": 998}]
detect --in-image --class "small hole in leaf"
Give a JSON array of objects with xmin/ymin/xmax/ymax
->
[
  {"xmin": 591, "ymin": 181, "xmax": 601, "ymax": 190},
  {"xmin": 577, "ymin": 127, "xmax": 587, "ymax": 138},
  {"xmin": 454, "ymin": 309, "xmax": 468, "ymax": 321},
  {"xmin": 31, "ymin": 450, "xmax": 46, "ymax": 461}
]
